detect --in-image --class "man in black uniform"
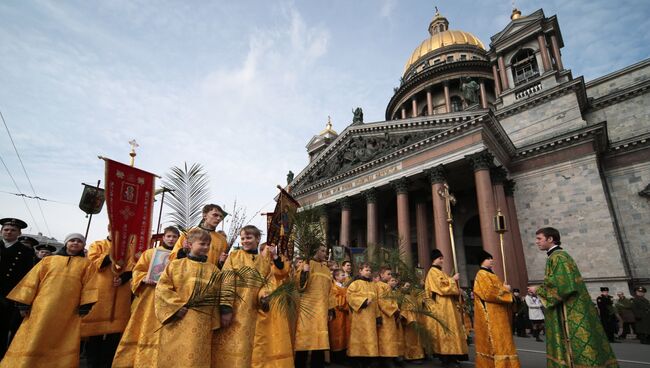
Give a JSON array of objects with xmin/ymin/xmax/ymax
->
[
  {"xmin": 512, "ymin": 288, "xmax": 529, "ymax": 337},
  {"xmin": 0, "ymin": 218, "xmax": 34, "ymax": 358},
  {"xmin": 632, "ymin": 286, "xmax": 650, "ymax": 344},
  {"xmin": 596, "ymin": 287, "xmax": 618, "ymax": 343}
]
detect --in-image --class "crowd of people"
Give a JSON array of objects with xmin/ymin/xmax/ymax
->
[{"xmin": 1, "ymin": 208, "xmax": 650, "ymax": 368}]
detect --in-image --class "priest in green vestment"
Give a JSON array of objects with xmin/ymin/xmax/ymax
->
[{"xmin": 529, "ymin": 227, "xmax": 618, "ymax": 368}]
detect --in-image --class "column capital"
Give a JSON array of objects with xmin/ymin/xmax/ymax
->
[
  {"xmin": 490, "ymin": 166, "xmax": 508, "ymax": 184},
  {"xmin": 425, "ymin": 164, "xmax": 446, "ymax": 184},
  {"xmin": 504, "ymin": 179, "xmax": 516, "ymax": 196},
  {"xmin": 392, "ymin": 177, "xmax": 409, "ymax": 194},
  {"xmin": 338, "ymin": 196, "xmax": 351, "ymax": 210},
  {"xmin": 363, "ymin": 188, "xmax": 378, "ymax": 203},
  {"xmin": 466, "ymin": 150, "xmax": 494, "ymax": 172}
]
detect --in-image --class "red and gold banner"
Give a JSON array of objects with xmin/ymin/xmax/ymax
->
[
  {"xmin": 104, "ymin": 158, "xmax": 156, "ymax": 270},
  {"xmin": 267, "ymin": 187, "xmax": 300, "ymax": 259}
]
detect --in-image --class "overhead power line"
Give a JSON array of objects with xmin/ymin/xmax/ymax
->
[
  {"xmin": 0, "ymin": 110, "xmax": 51, "ymax": 235},
  {"xmin": 0, "ymin": 189, "xmax": 75, "ymax": 205},
  {"xmin": 0, "ymin": 153, "xmax": 40, "ymax": 232}
]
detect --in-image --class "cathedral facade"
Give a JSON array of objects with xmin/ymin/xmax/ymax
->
[{"xmin": 289, "ymin": 8, "xmax": 650, "ymax": 294}]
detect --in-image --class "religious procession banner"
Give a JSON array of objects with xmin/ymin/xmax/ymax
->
[
  {"xmin": 266, "ymin": 186, "xmax": 300, "ymax": 259},
  {"xmin": 103, "ymin": 158, "xmax": 156, "ymax": 270},
  {"xmin": 79, "ymin": 183, "xmax": 105, "ymax": 215}
]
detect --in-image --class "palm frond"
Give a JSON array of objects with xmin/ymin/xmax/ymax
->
[
  {"xmin": 292, "ymin": 207, "xmax": 325, "ymax": 259},
  {"xmin": 162, "ymin": 162, "xmax": 210, "ymax": 231},
  {"xmin": 265, "ymin": 278, "xmax": 315, "ymax": 326}
]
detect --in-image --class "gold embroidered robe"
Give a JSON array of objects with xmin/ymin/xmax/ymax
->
[
  {"xmin": 328, "ymin": 282, "xmax": 350, "ymax": 352},
  {"xmin": 251, "ymin": 258, "xmax": 294, "ymax": 368},
  {"xmin": 1, "ymin": 255, "xmax": 97, "ymax": 368},
  {"xmin": 346, "ymin": 278, "xmax": 379, "ymax": 357},
  {"xmin": 113, "ymin": 247, "xmax": 165, "ymax": 367},
  {"xmin": 424, "ymin": 266, "xmax": 468, "ymax": 356},
  {"xmin": 155, "ymin": 258, "xmax": 220, "ymax": 368},
  {"xmin": 212, "ymin": 249, "xmax": 271, "ymax": 367},
  {"xmin": 401, "ymin": 291, "xmax": 424, "ymax": 361},
  {"xmin": 473, "ymin": 268, "xmax": 520, "ymax": 368},
  {"xmin": 294, "ymin": 260, "xmax": 332, "ymax": 351},
  {"xmin": 81, "ymin": 239, "xmax": 133, "ymax": 337},
  {"xmin": 169, "ymin": 227, "xmax": 227, "ymax": 266},
  {"xmin": 377, "ymin": 281, "xmax": 400, "ymax": 357}
]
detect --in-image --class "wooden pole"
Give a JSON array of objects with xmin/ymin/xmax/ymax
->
[{"xmin": 83, "ymin": 180, "xmax": 101, "ymax": 240}]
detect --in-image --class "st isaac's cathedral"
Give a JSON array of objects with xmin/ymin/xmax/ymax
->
[{"xmin": 288, "ymin": 7, "xmax": 650, "ymax": 294}]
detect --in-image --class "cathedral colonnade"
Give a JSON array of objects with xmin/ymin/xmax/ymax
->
[{"xmin": 320, "ymin": 149, "xmax": 529, "ymax": 289}]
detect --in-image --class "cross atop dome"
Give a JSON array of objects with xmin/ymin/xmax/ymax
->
[{"xmin": 428, "ymin": 6, "xmax": 449, "ymax": 35}]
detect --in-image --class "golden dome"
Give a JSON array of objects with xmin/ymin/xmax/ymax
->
[{"xmin": 403, "ymin": 30, "xmax": 485, "ymax": 75}]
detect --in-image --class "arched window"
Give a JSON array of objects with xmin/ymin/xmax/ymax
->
[
  {"xmin": 450, "ymin": 96, "xmax": 463, "ymax": 112},
  {"xmin": 511, "ymin": 49, "xmax": 539, "ymax": 85}
]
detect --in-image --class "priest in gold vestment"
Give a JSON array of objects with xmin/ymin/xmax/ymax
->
[
  {"xmin": 294, "ymin": 245, "xmax": 333, "ymax": 368},
  {"xmin": 251, "ymin": 253, "xmax": 294, "ymax": 368},
  {"xmin": 82, "ymin": 232, "xmax": 133, "ymax": 368},
  {"xmin": 347, "ymin": 263, "xmax": 380, "ymax": 365},
  {"xmin": 155, "ymin": 228, "xmax": 220, "ymax": 368},
  {"xmin": 473, "ymin": 250, "xmax": 520, "ymax": 368},
  {"xmin": 169, "ymin": 204, "xmax": 228, "ymax": 267},
  {"xmin": 113, "ymin": 226, "xmax": 180, "ymax": 367},
  {"xmin": 0, "ymin": 233, "xmax": 97, "ymax": 368},
  {"xmin": 425, "ymin": 249, "xmax": 468, "ymax": 367},
  {"xmin": 212, "ymin": 225, "xmax": 271, "ymax": 368}
]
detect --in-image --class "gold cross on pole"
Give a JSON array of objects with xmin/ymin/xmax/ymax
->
[
  {"xmin": 437, "ymin": 183, "xmax": 459, "ymax": 274},
  {"xmin": 438, "ymin": 183, "xmax": 456, "ymax": 224},
  {"xmin": 128, "ymin": 139, "xmax": 139, "ymax": 167}
]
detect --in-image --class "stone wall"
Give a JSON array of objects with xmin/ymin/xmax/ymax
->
[
  {"xmin": 500, "ymin": 91, "xmax": 586, "ymax": 147},
  {"xmin": 585, "ymin": 93, "xmax": 650, "ymax": 143},
  {"xmin": 604, "ymin": 161, "xmax": 650, "ymax": 281},
  {"xmin": 585, "ymin": 60, "xmax": 650, "ymax": 99},
  {"xmin": 510, "ymin": 154, "xmax": 626, "ymax": 290}
]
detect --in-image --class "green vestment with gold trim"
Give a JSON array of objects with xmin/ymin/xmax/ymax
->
[{"xmin": 537, "ymin": 248, "xmax": 618, "ymax": 368}]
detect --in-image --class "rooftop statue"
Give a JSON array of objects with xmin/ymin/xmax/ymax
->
[{"xmin": 352, "ymin": 107, "xmax": 364, "ymax": 125}]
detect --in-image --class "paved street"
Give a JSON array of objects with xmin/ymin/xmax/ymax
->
[
  {"xmin": 329, "ymin": 336, "xmax": 650, "ymax": 367},
  {"xmin": 78, "ymin": 335, "xmax": 650, "ymax": 367}
]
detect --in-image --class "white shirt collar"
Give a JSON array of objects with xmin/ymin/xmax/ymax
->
[{"xmin": 3, "ymin": 239, "xmax": 19, "ymax": 248}]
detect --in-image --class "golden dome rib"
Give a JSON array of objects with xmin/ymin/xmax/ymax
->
[{"xmin": 403, "ymin": 30, "xmax": 485, "ymax": 76}]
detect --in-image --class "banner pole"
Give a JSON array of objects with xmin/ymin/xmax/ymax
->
[
  {"xmin": 83, "ymin": 180, "xmax": 101, "ymax": 240},
  {"xmin": 156, "ymin": 188, "xmax": 167, "ymax": 234}
]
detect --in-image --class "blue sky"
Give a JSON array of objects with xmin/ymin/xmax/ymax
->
[{"xmin": 1, "ymin": 0, "xmax": 648, "ymax": 243}]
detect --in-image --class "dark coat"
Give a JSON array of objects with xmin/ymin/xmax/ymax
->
[
  {"xmin": 632, "ymin": 295, "xmax": 650, "ymax": 334},
  {"xmin": 0, "ymin": 240, "xmax": 35, "ymax": 297}
]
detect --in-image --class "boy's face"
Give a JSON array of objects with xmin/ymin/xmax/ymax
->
[
  {"xmin": 388, "ymin": 277, "xmax": 398, "ymax": 288},
  {"xmin": 535, "ymin": 233, "xmax": 554, "ymax": 251},
  {"xmin": 37, "ymin": 249, "xmax": 51, "ymax": 258},
  {"xmin": 432, "ymin": 256, "xmax": 444, "ymax": 267},
  {"xmin": 359, "ymin": 266, "xmax": 372, "ymax": 278},
  {"xmin": 481, "ymin": 258, "xmax": 494, "ymax": 269},
  {"xmin": 314, "ymin": 246, "xmax": 327, "ymax": 261},
  {"xmin": 203, "ymin": 209, "xmax": 224, "ymax": 228},
  {"xmin": 240, "ymin": 231, "xmax": 259, "ymax": 250},
  {"xmin": 163, "ymin": 231, "xmax": 179, "ymax": 247},
  {"xmin": 342, "ymin": 262, "xmax": 352, "ymax": 273},
  {"xmin": 1, "ymin": 225, "xmax": 20, "ymax": 242},
  {"xmin": 189, "ymin": 238, "xmax": 210, "ymax": 257},
  {"xmin": 66, "ymin": 238, "xmax": 85, "ymax": 255},
  {"xmin": 335, "ymin": 271, "xmax": 346, "ymax": 282},
  {"xmin": 380, "ymin": 269, "xmax": 392, "ymax": 282}
]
